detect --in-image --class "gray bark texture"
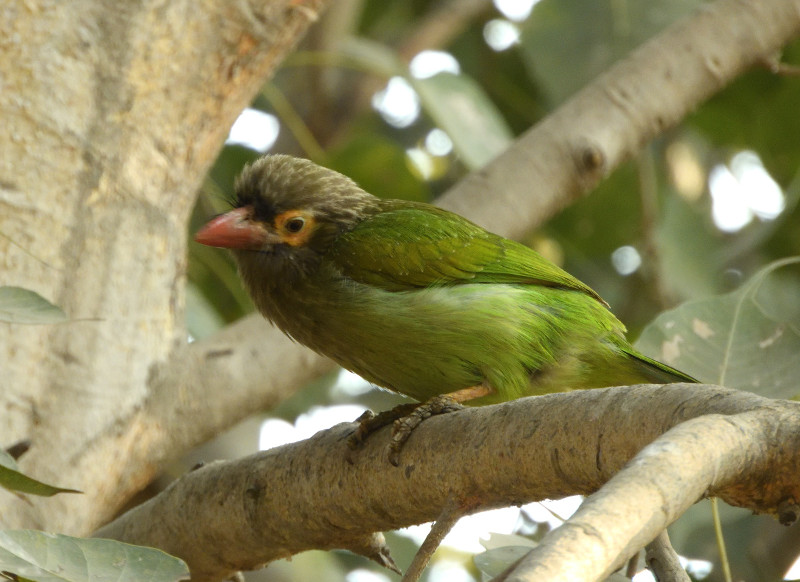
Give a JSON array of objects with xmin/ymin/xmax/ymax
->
[{"xmin": 1, "ymin": 0, "xmax": 331, "ymax": 533}]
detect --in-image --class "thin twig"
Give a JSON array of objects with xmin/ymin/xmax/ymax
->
[
  {"xmin": 645, "ymin": 530, "xmax": 690, "ymax": 582},
  {"xmin": 637, "ymin": 148, "xmax": 675, "ymax": 310},
  {"xmin": 261, "ymin": 83, "xmax": 327, "ymax": 163},
  {"xmin": 759, "ymin": 54, "xmax": 800, "ymax": 76},
  {"xmin": 625, "ymin": 551, "xmax": 641, "ymax": 578},
  {"xmin": 401, "ymin": 495, "xmax": 465, "ymax": 582}
]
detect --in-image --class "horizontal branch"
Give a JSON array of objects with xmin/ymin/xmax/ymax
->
[{"xmin": 95, "ymin": 385, "xmax": 800, "ymax": 581}]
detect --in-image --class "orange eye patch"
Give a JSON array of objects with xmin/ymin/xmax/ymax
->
[{"xmin": 274, "ymin": 210, "xmax": 317, "ymax": 247}]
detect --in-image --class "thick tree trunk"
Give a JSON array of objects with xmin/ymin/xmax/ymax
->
[{"xmin": 0, "ymin": 0, "xmax": 329, "ymax": 533}]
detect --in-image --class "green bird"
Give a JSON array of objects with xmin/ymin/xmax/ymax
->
[{"xmin": 195, "ymin": 155, "xmax": 696, "ymax": 458}]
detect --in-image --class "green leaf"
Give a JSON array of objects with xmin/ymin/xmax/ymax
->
[
  {"xmin": 479, "ymin": 532, "xmax": 538, "ymax": 551},
  {"xmin": 0, "ymin": 287, "xmax": 67, "ymax": 325},
  {"xmin": 0, "ymin": 450, "xmax": 81, "ymax": 497},
  {"xmin": 669, "ymin": 500, "xmax": 789, "ymax": 582},
  {"xmin": 0, "ymin": 531, "xmax": 189, "ymax": 582},
  {"xmin": 636, "ymin": 258, "xmax": 800, "ymax": 398},
  {"xmin": 656, "ymin": 190, "xmax": 727, "ymax": 301},
  {"xmin": 293, "ymin": 39, "xmax": 514, "ymax": 170},
  {"xmin": 413, "ymin": 72, "xmax": 513, "ymax": 170}
]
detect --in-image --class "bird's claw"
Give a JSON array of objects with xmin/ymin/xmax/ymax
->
[
  {"xmin": 387, "ymin": 395, "xmax": 464, "ymax": 465},
  {"xmin": 347, "ymin": 410, "xmax": 377, "ymax": 450},
  {"xmin": 347, "ymin": 398, "xmax": 464, "ymax": 465},
  {"xmin": 346, "ymin": 404, "xmax": 418, "ymax": 463}
]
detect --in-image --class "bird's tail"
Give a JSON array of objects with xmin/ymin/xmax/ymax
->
[{"xmin": 623, "ymin": 347, "xmax": 699, "ymax": 384}]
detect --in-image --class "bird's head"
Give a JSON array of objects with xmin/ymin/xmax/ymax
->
[{"xmin": 195, "ymin": 155, "xmax": 378, "ymax": 285}]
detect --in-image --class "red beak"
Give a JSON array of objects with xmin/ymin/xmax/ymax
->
[{"xmin": 194, "ymin": 207, "xmax": 279, "ymax": 250}]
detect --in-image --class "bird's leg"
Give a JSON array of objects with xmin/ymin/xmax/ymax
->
[
  {"xmin": 388, "ymin": 383, "xmax": 493, "ymax": 465},
  {"xmin": 347, "ymin": 404, "xmax": 420, "ymax": 451},
  {"xmin": 346, "ymin": 384, "xmax": 493, "ymax": 464}
]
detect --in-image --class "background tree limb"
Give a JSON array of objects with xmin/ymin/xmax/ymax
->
[
  {"xmin": 644, "ymin": 532, "xmax": 691, "ymax": 582},
  {"xmin": 438, "ymin": 0, "xmax": 800, "ymax": 237}
]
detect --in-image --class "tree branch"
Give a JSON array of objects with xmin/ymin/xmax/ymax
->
[
  {"xmin": 437, "ymin": 0, "xmax": 800, "ymax": 237},
  {"xmin": 402, "ymin": 495, "xmax": 465, "ymax": 582},
  {"xmin": 95, "ymin": 385, "xmax": 800, "ymax": 581},
  {"xmin": 146, "ymin": 314, "xmax": 336, "ymax": 457},
  {"xmin": 498, "ymin": 409, "xmax": 792, "ymax": 581},
  {"xmin": 645, "ymin": 531, "xmax": 690, "ymax": 582}
]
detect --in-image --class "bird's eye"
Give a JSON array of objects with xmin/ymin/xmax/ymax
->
[{"xmin": 284, "ymin": 216, "xmax": 306, "ymax": 233}]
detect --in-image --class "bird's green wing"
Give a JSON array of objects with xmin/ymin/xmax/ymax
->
[{"xmin": 328, "ymin": 201, "xmax": 605, "ymax": 303}]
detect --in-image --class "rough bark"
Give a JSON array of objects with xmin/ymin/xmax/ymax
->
[
  {"xmin": 0, "ymin": 0, "xmax": 330, "ymax": 532},
  {"xmin": 95, "ymin": 385, "xmax": 800, "ymax": 581}
]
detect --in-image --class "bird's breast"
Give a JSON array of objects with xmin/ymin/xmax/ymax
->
[{"xmin": 257, "ymin": 276, "xmax": 588, "ymax": 402}]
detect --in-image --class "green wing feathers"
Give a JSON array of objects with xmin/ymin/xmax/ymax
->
[
  {"xmin": 623, "ymin": 347, "xmax": 699, "ymax": 384},
  {"xmin": 330, "ymin": 201, "xmax": 606, "ymax": 304}
]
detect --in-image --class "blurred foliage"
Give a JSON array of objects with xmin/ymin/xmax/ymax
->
[
  {"xmin": 0, "ymin": 530, "xmax": 189, "ymax": 582},
  {"xmin": 638, "ymin": 258, "xmax": 800, "ymax": 396},
  {"xmin": 187, "ymin": 0, "xmax": 800, "ymax": 580}
]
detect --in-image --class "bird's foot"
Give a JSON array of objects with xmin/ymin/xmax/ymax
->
[
  {"xmin": 347, "ymin": 404, "xmax": 418, "ymax": 451},
  {"xmin": 346, "ymin": 399, "xmax": 463, "ymax": 465},
  {"xmin": 387, "ymin": 395, "xmax": 463, "ymax": 466},
  {"xmin": 348, "ymin": 384, "xmax": 491, "ymax": 465}
]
